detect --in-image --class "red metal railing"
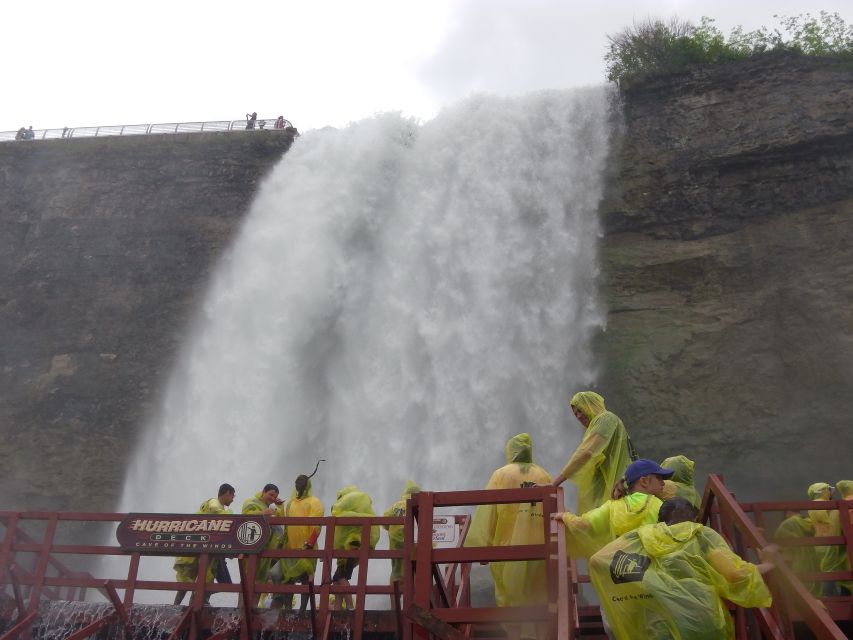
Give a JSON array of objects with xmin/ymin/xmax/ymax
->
[
  {"xmin": 405, "ymin": 486, "xmax": 569, "ymax": 640},
  {"xmin": 4, "ymin": 480, "xmax": 847, "ymax": 639},
  {"xmin": 0, "ymin": 511, "xmax": 428, "ymax": 640},
  {"xmin": 701, "ymin": 474, "xmax": 850, "ymax": 640}
]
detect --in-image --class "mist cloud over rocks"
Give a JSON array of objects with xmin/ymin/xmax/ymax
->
[
  {"xmin": 415, "ymin": 0, "xmax": 853, "ymax": 108},
  {"xmin": 417, "ymin": 0, "xmax": 609, "ymax": 101}
]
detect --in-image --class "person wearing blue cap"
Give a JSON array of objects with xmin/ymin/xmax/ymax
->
[{"xmin": 551, "ymin": 459, "xmax": 674, "ymax": 559}]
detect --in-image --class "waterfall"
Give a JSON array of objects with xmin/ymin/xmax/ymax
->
[{"xmin": 120, "ymin": 87, "xmax": 615, "ymax": 519}]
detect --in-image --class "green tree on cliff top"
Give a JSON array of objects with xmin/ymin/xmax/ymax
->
[{"xmin": 605, "ymin": 11, "xmax": 853, "ymax": 84}]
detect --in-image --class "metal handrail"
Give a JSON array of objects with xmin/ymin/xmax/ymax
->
[
  {"xmin": 0, "ymin": 117, "xmax": 294, "ymax": 143},
  {"xmin": 407, "ymin": 486, "xmax": 567, "ymax": 640},
  {"xmin": 702, "ymin": 474, "xmax": 849, "ymax": 640}
]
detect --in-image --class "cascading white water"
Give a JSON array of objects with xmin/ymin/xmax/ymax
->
[{"xmin": 120, "ymin": 86, "xmax": 615, "ymax": 520}]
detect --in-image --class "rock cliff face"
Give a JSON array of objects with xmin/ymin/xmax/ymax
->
[
  {"xmin": 599, "ymin": 53, "xmax": 853, "ymax": 499},
  {"xmin": 1, "ymin": 53, "xmax": 850, "ymax": 512},
  {"xmin": 0, "ymin": 132, "xmax": 294, "ymax": 511}
]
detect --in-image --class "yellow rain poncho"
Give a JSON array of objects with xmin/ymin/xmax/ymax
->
[
  {"xmin": 465, "ymin": 433, "xmax": 552, "ymax": 608},
  {"xmin": 820, "ymin": 480, "xmax": 853, "ymax": 592},
  {"xmin": 331, "ymin": 486, "xmax": 380, "ymax": 552},
  {"xmin": 563, "ymin": 392, "xmax": 632, "ymax": 514},
  {"xmin": 773, "ymin": 513, "xmax": 821, "ymax": 596},
  {"xmin": 590, "ymin": 521, "xmax": 772, "ymax": 640},
  {"xmin": 383, "ymin": 480, "xmax": 421, "ymax": 582},
  {"xmin": 280, "ymin": 479, "xmax": 324, "ymax": 583},
  {"xmin": 174, "ymin": 497, "xmax": 232, "ymax": 582},
  {"xmin": 561, "ymin": 492, "xmax": 662, "ymax": 559},
  {"xmin": 242, "ymin": 493, "xmax": 285, "ymax": 582},
  {"xmin": 807, "ymin": 482, "xmax": 835, "ymax": 573},
  {"xmin": 660, "ymin": 455, "xmax": 700, "ymax": 508}
]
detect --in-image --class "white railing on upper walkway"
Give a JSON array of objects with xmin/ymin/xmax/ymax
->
[{"xmin": 0, "ymin": 117, "xmax": 294, "ymax": 143}]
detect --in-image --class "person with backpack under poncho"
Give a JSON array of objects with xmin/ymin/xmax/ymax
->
[
  {"xmin": 589, "ymin": 498, "xmax": 775, "ymax": 640},
  {"xmin": 465, "ymin": 433, "xmax": 552, "ymax": 640},
  {"xmin": 278, "ymin": 462, "xmax": 325, "ymax": 611},
  {"xmin": 330, "ymin": 485, "xmax": 380, "ymax": 610},
  {"xmin": 551, "ymin": 391, "xmax": 634, "ymax": 515},
  {"xmin": 659, "ymin": 454, "xmax": 701, "ymax": 508},
  {"xmin": 552, "ymin": 459, "xmax": 672, "ymax": 560}
]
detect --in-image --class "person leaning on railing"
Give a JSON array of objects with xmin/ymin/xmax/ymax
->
[
  {"xmin": 590, "ymin": 497, "xmax": 775, "ymax": 640},
  {"xmin": 549, "ymin": 391, "xmax": 635, "ymax": 515},
  {"xmin": 552, "ymin": 459, "xmax": 672, "ymax": 561},
  {"xmin": 329, "ymin": 485, "xmax": 380, "ymax": 610}
]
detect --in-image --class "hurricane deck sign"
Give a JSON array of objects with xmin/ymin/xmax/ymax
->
[{"xmin": 116, "ymin": 514, "xmax": 270, "ymax": 554}]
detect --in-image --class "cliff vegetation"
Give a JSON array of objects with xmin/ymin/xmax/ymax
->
[{"xmin": 606, "ymin": 11, "xmax": 853, "ymax": 84}]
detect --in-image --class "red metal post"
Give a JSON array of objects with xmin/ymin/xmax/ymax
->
[
  {"xmin": 27, "ymin": 513, "xmax": 58, "ymax": 614},
  {"xmin": 412, "ymin": 491, "xmax": 435, "ymax": 640},
  {"xmin": 123, "ymin": 552, "xmax": 140, "ymax": 608},
  {"xmin": 0, "ymin": 513, "xmax": 19, "ymax": 587},
  {"xmin": 352, "ymin": 520, "xmax": 371, "ymax": 640}
]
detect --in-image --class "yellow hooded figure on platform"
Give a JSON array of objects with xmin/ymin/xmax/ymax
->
[
  {"xmin": 280, "ymin": 474, "xmax": 324, "ymax": 584},
  {"xmin": 660, "ymin": 455, "xmax": 700, "ymax": 508},
  {"xmin": 555, "ymin": 391, "xmax": 633, "ymax": 515},
  {"xmin": 330, "ymin": 485, "xmax": 380, "ymax": 608},
  {"xmin": 590, "ymin": 498, "xmax": 773, "ymax": 640},
  {"xmin": 383, "ymin": 480, "xmax": 421, "ymax": 583},
  {"xmin": 466, "ymin": 434, "xmax": 552, "ymax": 606},
  {"xmin": 558, "ymin": 458, "xmax": 670, "ymax": 559},
  {"xmin": 241, "ymin": 484, "xmax": 285, "ymax": 585},
  {"xmin": 820, "ymin": 480, "xmax": 853, "ymax": 593},
  {"xmin": 773, "ymin": 512, "xmax": 821, "ymax": 596}
]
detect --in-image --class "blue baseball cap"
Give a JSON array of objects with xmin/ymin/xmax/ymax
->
[{"xmin": 625, "ymin": 459, "xmax": 675, "ymax": 485}]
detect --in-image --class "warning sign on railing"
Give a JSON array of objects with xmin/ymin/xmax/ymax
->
[{"xmin": 432, "ymin": 517, "xmax": 457, "ymax": 544}]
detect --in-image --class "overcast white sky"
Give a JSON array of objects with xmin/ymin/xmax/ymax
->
[{"xmin": 2, "ymin": 0, "xmax": 850, "ymax": 133}]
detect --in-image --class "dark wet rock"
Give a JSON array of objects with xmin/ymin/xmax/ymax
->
[{"xmin": 598, "ymin": 52, "xmax": 853, "ymax": 500}]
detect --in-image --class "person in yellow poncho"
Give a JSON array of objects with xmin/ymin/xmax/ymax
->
[
  {"xmin": 551, "ymin": 391, "xmax": 633, "ymax": 515},
  {"xmin": 773, "ymin": 510, "xmax": 821, "ymax": 596},
  {"xmin": 659, "ymin": 454, "xmax": 700, "ymax": 508},
  {"xmin": 173, "ymin": 483, "xmax": 236, "ymax": 605},
  {"xmin": 553, "ymin": 458, "xmax": 672, "ymax": 559},
  {"xmin": 383, "ymin": 481, "xmax": 421, "ymax": 583},
  {"xmin": 242, "ymin": 483, "xmax": 285, "ymax": 605},
  {"xmin": 279, "ymin": 472, "xmax": 324, "ymax": 611},
  {"xmin": 465, "ymin": 433, "xmax": 552, "ymax": 640},
  {"xmin": 330, "ymin": 485, "xmax": 380, "ymax": 610},
  {"xmin": 820, "ymin": 480, "xmax": 853, "ymax": 596},
  {"xmin": 590, "ymin": 497, "xmax": 775, "ymax": 640},
  {"xmin": 807, "ymin": 481, "xmax": 836, "ymax": 596}
]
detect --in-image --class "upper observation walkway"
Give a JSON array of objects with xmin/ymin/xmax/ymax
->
[{"xmin": 0, "ymin": 117, "xmax": 295, "ymax": 143}]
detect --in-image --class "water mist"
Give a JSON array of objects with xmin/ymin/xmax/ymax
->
[{"xmin": 117, "ymin": 88, "xmax": 616, "ymax": 600}]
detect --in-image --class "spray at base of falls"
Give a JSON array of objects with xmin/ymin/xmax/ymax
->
[{"xmin": 120, "ymin": 86, "xmax": 617, "ymax": 534}]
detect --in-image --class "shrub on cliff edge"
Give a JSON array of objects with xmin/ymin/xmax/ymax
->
[{"xmin": 605, "ymin": 11, "xmax": 853, "ymax": 84}]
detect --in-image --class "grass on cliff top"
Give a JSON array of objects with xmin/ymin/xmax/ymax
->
[{"xmin": 606, "ymin": 11, "xmax": 853, "ymax": 85}]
